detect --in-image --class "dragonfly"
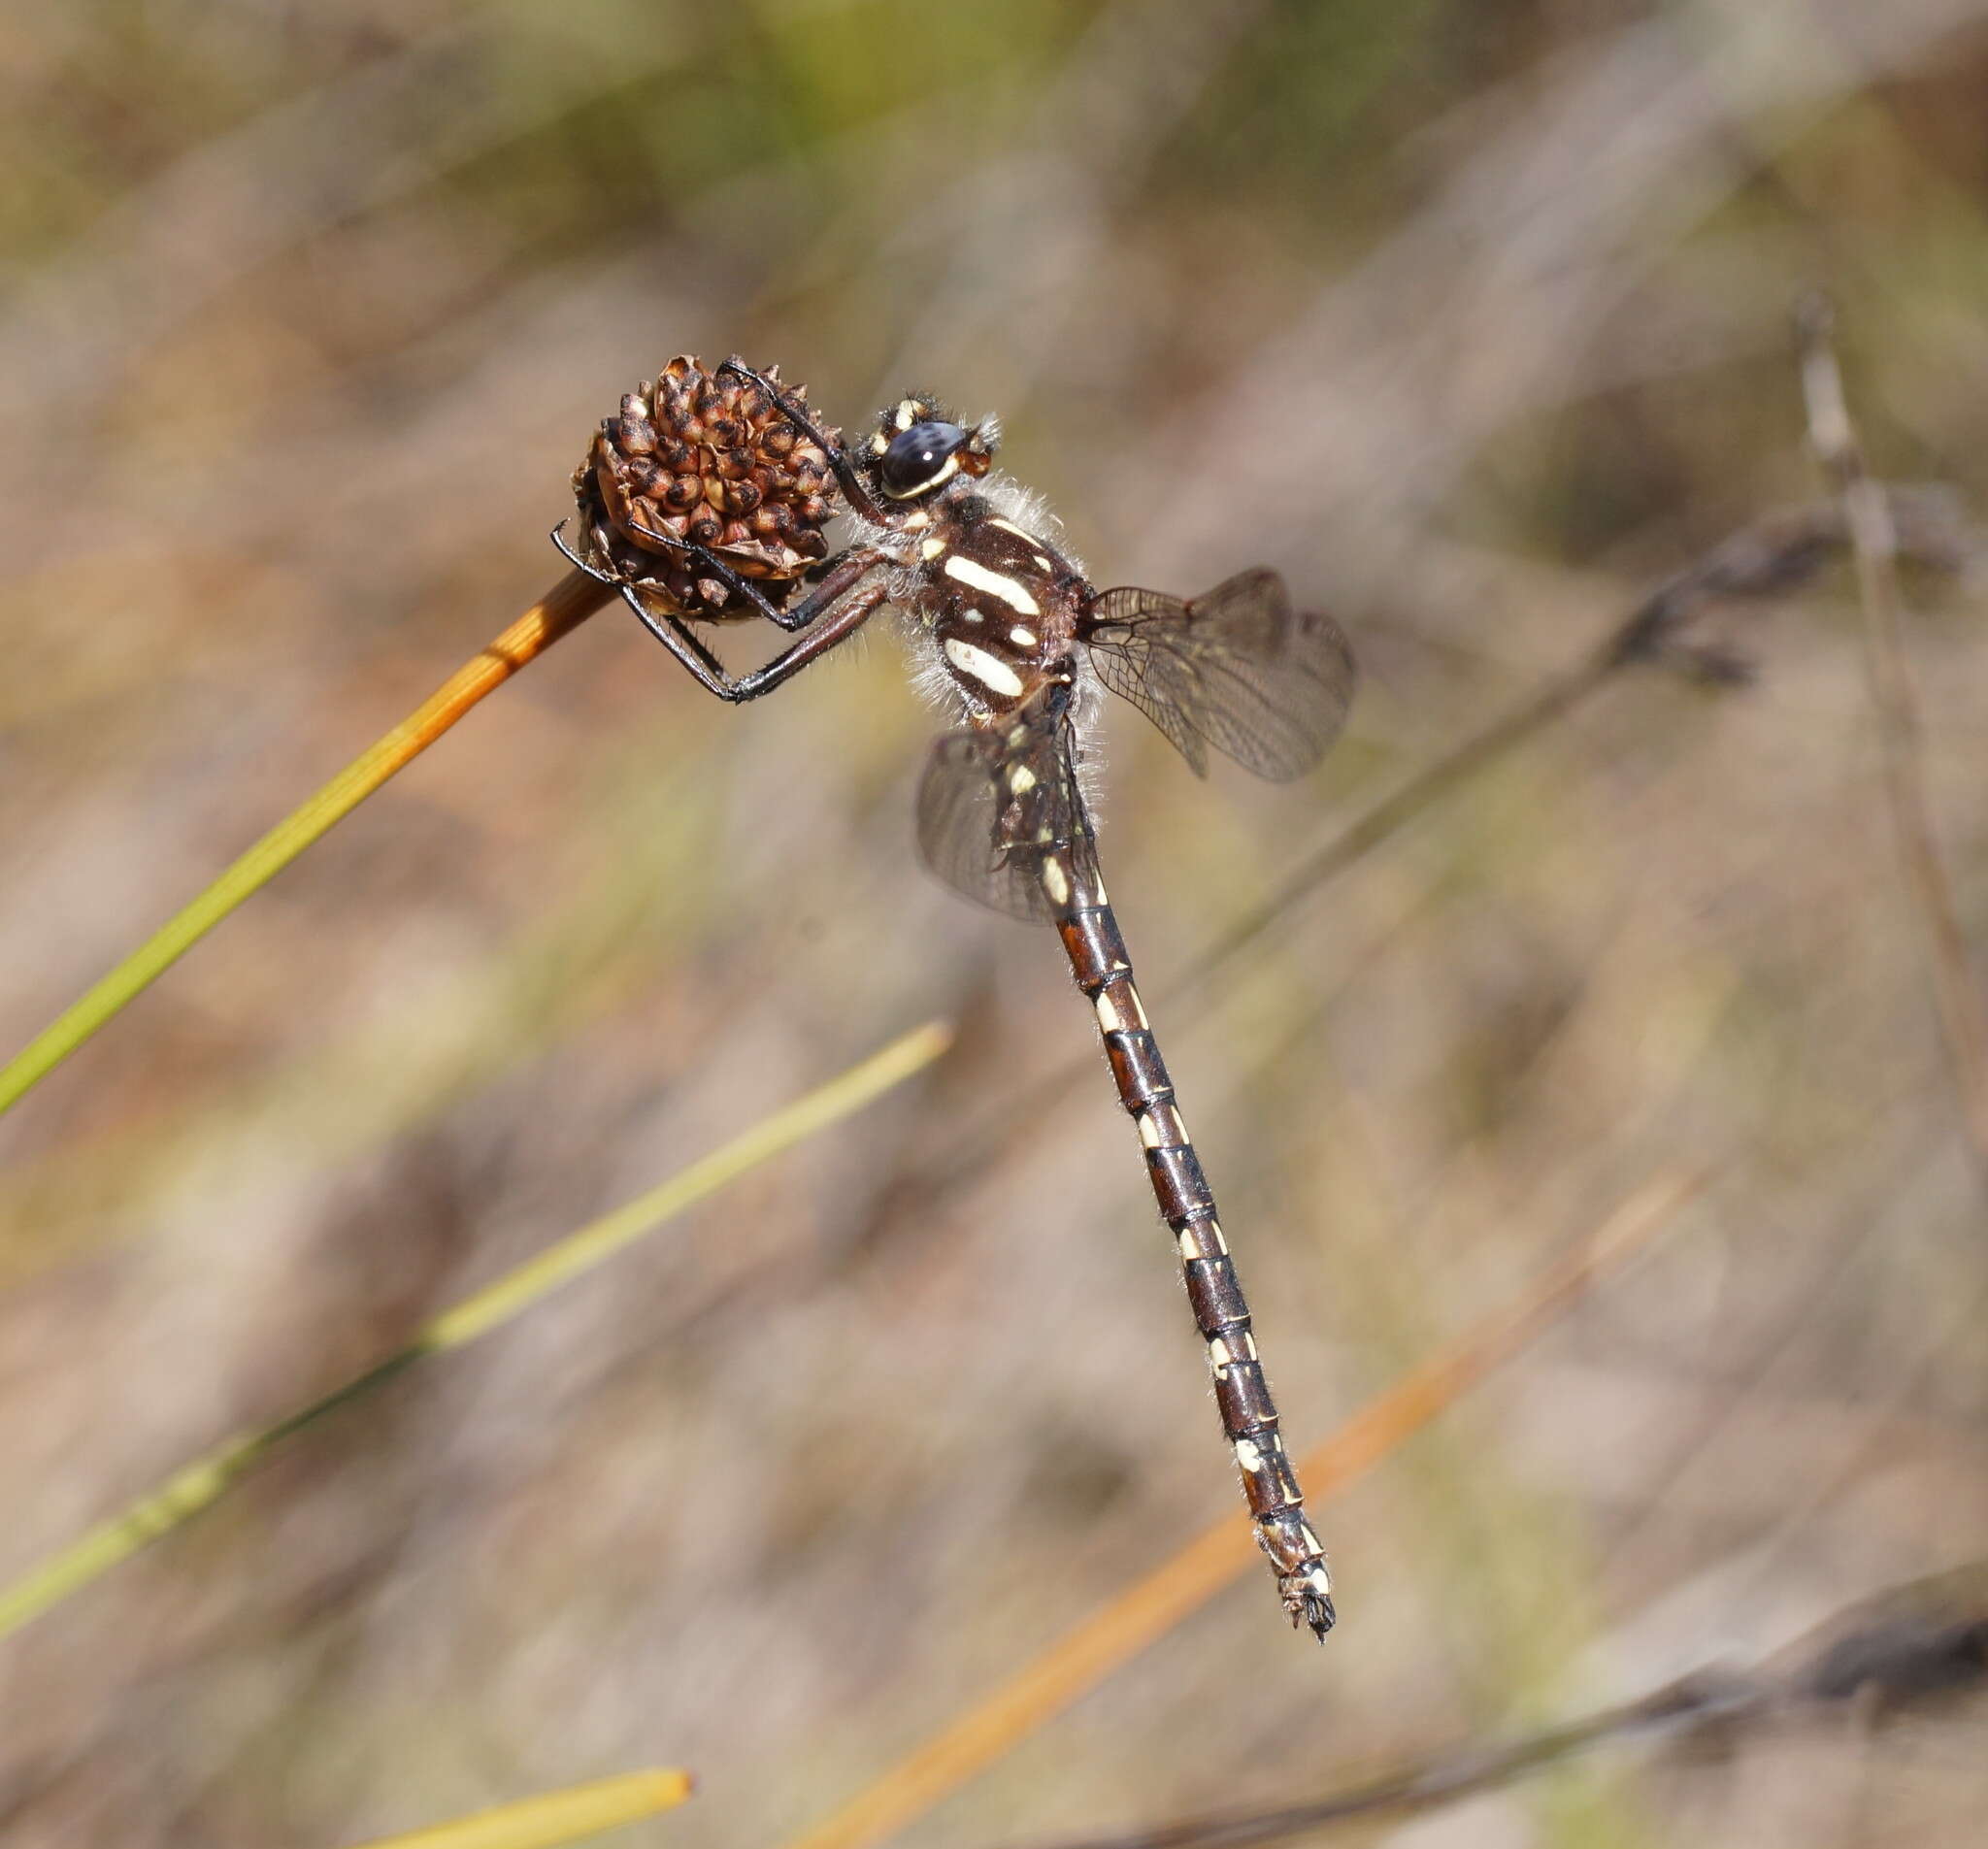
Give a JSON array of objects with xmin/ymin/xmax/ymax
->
[{"xmin": 558, "ymin": 361, "xmax": 1357, "ymax": 1638}]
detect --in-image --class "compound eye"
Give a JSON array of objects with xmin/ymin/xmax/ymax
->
[{"xmin": 879, "ymin": 420, "xmax": 968, "ymax": 498}]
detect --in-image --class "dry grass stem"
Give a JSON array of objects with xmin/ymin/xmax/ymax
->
[
  {"xmin": 1176, "ymin": 484, "xmax": 1972, "ymax": 1003},
  {"xmin": 1796, "ymin": 300, "xmax": 1988, "ymax": 1182},
  {"xmin": 779, "ymin": 1171, "xmax": 1706, "ymax": 1849},
  {"xmin": 1016, "ymin": 1564, "xmax": 1988, "ymax": 1849}
]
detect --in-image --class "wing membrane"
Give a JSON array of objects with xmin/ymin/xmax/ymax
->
[
  {"xmin": 1081, "ymin": 568, "xmax": 1355, "ymax": 780},
  {"xmin": 915, "ymin": 709, "xmax": 1090, "ymax": 922}
]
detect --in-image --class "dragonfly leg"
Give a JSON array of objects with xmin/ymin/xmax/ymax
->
[
  {"xmin": 613, "ymin": 572, "xmax": 893, "ymax": 705},
  {"xmin": 716, "ymin": 356, "xmax": 893, "ymax": 528},
  {"xmin": 554, "ymin": 518, "xmax": 878, "ymax": 635},
  {"xmin": 555, "ymin": 521, "xmax": 897, "ymax": 704}
]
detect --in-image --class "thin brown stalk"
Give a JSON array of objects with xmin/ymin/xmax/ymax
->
[
  {"xmin": 1796, "ymin": 298, "xmax": 1988, "ymax": 1178},
  {"xmin": 1012, "ymin": 1561, "xmax": 1988, "ymax": 1849},
  {"xmin": 1174, "ymin": 484, "xmax": 1969, "ymax": 1003},
  {"xmin": 779, "ymin": 1171, "xmax": 1706, "ymax": 1849}
]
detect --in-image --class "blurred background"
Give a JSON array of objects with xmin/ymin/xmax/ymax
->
[{"xmin": 3, "ymin": 1, "xmax": 1987, "ymax": 1843}]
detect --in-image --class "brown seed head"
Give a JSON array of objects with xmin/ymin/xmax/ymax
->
[{"xmin": 570, "ymin": 354, "xmax": 841, "ymax": 621}]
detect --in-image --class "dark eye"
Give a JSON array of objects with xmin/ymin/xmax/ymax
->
[{"xmin": 879, "ymin": 420, "xmax": 967, "ymax": 497}]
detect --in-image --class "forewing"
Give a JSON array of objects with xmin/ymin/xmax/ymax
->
[
  {"xmin": 1081, "ymin": 569, "xmax": 1356, "ymax": 781},
  {"xmin": 914, "ymin": 711, "xmax": 1087, "ymax": 922}
]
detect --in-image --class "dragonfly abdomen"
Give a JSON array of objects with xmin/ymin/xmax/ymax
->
[{"xmin": 1053, "ymin": 883, "xmax": 1338, "ymax": 1639}]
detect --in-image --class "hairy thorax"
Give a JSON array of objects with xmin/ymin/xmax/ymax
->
[{"xmin": 869, "ymin": 477, "xmax": 1091, "ymax": 721}]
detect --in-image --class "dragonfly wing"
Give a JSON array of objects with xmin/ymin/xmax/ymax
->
[
  {"xmin": 1082, "ymin": 569, "xmax": 1356, "ymax": 781},
  {"xmin": 914, "ymin": 710, "xmax": 1089, "ymax": 923}
]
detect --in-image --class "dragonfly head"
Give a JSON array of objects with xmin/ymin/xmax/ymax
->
[{"xmin": 868, "ymin": 395, "xmax": 999, "ymax": 500}]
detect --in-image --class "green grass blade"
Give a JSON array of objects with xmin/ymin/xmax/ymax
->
[
  {"xmin": 0, "ymin": 1019, "xmax": 950, "ymax": 1645},
  {"xmin": 0, "ymin": 570, "xmax": 609, "ymax": 1120},
  {"xmin": 346, "ymin": 1769, "xmax": 695, "ymax": 1849}
]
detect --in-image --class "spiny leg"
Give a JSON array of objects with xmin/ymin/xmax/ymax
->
[
  {"xmin": 1044, "ymin": 840, "xmax": 1336, "ymax": 1639},
  {"xmin": 618, "ymin": 574, "xmax": 892, "ymax": 705},
  {"xmin": 716, "ymin": 356, "xmax": 892, "ymax": 527},
  {"xmin": 554, "ymin": 514, "xmax": 846, "ymax": 635},
  {"xmin": 553, "ymin": 521, "xmax": 896, "ymax": 703},
  {"xmin": 724, "ymin": 578, "xmax": 894, "ymax": 702}
]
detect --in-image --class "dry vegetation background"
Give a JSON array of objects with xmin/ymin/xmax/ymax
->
[{"xmin": 4, "ymin": 1, "xmax": 1988, "ymax": 1844}]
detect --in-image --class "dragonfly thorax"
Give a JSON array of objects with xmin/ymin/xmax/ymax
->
[{"xmin": 902, "ymin": 492, "xmax": 1088, "ymax": 718}]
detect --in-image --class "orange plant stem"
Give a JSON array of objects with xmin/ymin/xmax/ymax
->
[
  {"xmin": 784, "ymin": 1172, "xmax": 1705, "ymax": 1849},
  {"xmin": 0, "ymin": 569, "xmax": 612, "ymax": 1117}
]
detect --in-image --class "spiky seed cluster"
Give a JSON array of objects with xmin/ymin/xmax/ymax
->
[{"xmin": 571, "ymin": 355, "xmax": 840, "ymax": 621}]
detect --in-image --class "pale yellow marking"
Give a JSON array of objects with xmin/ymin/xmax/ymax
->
[
  {"xmin": 1041, "ymin": 857, "xmax": 1071, "ymax": 908},
  {"xmin": 1008, "ymin": 764, "xmax": 1038, "ymax": 794},
  {"xmin": 913, "ymin": 452, "xmax": 961, "ymax": 495},
  {"xmin": 903, "ymin": 510, "xmax": 931, "ymax": 530},
  {"xmin": 919, "ymin": 535, "xmax": 947, "ymax": 560},
  {"xmin": 870, "ymin": 432, "xmax": 888, "ymax": 454},
  {"xmin": 1234, "ymin": 1437, "xmax": 1264, "ymax": 1472},
  {"xmin": 1177, "ymin": 1222, "xmax": 1226, "ymax": 1260},
  {"xmin": 943, "ymin": 637, "xmax": 1024, "ymax": 696},
  {"xmin": 894, "ymin": 400, "xmax": 917, "ymax": 430},
  {"xmin": 943, "ymin": 553, "xmax": 1041, "ymax": 615},
  {"xmin": 1095, "ymin": 990, "xmax": 1127, "ymax": 1034},
  {"xmin": 1137, "ymin": 1111, "xmax": 1162, "ymax": 1149},
  {"xmin": 1208, "ymin": 1337, "xmax": 1232, "ymax": 1376},
  {"xmin": 1009, "ymin": 625, "xmax": 1038, "ymax": 648},
  {"xmin": 986, "ymin": 520, "xmax": 1055, "ymax": 576},
  {"xmin": 1299, "ymin": 1525, "xmax": 1326, "ymax": 1556}
]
